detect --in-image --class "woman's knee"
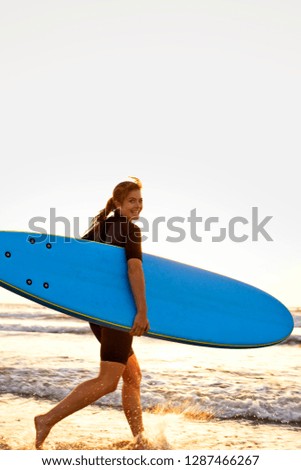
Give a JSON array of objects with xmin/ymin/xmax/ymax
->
[
  {"xmin": 98, "ymin": 361, "xmax": 125, "ymax": 393},
  {"xmin": 105, "ymin": 379, "xmax": 120, "ymax": 394},
  {"xmin": 123, "ymin": 357, "xmax": 142, "ymax": 388},
  {"xmin": 95, "ymin": 374, "xmax": 120, "ymax": 394}
]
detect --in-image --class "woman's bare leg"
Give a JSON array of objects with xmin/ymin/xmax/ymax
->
[
  {"xmin": 34, "ymin": 361, "xmax": 125, "ymax": 449},
  {"xmin": 122, "ymin": 354, "xmax": 144, "ymax": 439}
]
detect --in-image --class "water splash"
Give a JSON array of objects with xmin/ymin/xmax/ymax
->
[{"xmin": 149, "ymin": 400, "xmax": 215, "ymax": 421}]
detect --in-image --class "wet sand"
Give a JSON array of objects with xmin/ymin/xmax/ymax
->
[{"xmin": 0, "ymin": 395, "xmax": 299, "ymax": 450}]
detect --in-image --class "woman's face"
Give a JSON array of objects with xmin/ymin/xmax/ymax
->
[{"xmin": 117, "ymin": 189, "xmax": 143, "ymax": 221}]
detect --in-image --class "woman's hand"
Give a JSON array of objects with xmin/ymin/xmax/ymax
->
[{"xmin": 130, "ymin": 311, "xmax": 150, "ymax": 336}]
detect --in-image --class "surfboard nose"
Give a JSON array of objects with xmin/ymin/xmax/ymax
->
[{"xmin": 277, "ymin": 304, "xmax": 295, "ymax": 342}]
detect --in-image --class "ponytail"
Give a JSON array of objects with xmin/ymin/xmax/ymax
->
[
  {"xmin": 82, "ymin": 197, "xmax": 116, "ymax": 241},
  {"xmin": 104, "ymin": 197, "xmax": 116, "ymax": 217}
]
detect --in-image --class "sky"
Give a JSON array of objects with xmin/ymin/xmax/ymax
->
[{"xmin": 0, "ymin": 0, "xmax": 300, "ymax": 307}]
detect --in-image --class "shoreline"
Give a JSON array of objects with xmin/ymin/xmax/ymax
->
[{"xmin": 1, "ymin": 395, "xmax": 300, "ymax": 451}]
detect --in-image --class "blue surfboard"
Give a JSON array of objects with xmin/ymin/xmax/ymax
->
[{"xmin": 0, "ymin": 231, "xmax": 294, "ymax": 348}]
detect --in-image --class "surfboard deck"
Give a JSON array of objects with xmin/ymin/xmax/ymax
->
[{"xmin": 0, "ymin": 231, "xmax": 294, "ymax": 348}]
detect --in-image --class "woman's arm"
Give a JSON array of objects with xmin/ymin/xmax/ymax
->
[{"xmin": 127, "ymin": 258, "xmax": 150, "ymax": 336}]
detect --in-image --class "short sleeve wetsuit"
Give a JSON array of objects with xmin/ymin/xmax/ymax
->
[{"xmin": 83, "ymin": 209, "xmax": 142, "ymax": 365}]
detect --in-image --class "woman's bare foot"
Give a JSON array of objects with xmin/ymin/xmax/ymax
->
[
  {"xmin": 34, "ymin": 415, "xmax": 52, "ymax": 449},
  {"xmin": 133, "ymin": 432, "xmax": 152, "ymax": 450}
]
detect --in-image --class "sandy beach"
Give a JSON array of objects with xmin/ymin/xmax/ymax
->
[
  {"xmin": 0, "ymin": 303, "xmax": 300, "ymax": 450},
  {"xmin": 1, "ymin": 394, "xmax": 300, "ymax": 450}
]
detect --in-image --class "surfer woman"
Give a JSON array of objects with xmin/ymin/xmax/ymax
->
[{"xmin": 34, "ymin": 177, "xmax": 150, "ymax": 449}]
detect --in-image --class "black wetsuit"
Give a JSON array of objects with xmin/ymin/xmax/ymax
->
[{"xmin": 83, "ymin": 210, "xmax": 142, "ymax": 365}]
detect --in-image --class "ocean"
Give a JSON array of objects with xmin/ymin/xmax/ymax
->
[{"xmin": 0, "ymin": 302, "xmax": 300, "ymax": 450}]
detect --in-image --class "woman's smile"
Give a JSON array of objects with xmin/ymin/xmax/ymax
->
[{"xmin": 118, "ymin": 189, "xmax": 143, "ymax": 220}]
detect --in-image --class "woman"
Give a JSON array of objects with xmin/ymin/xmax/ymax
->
[{"xmin": 34, "ymin": 177, "xmax": 150, "ymax": 449}]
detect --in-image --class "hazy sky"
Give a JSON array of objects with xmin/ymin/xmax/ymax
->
[{"xmin": 0, "ymin": 0, "xmax": 300, "ymax": 306}]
